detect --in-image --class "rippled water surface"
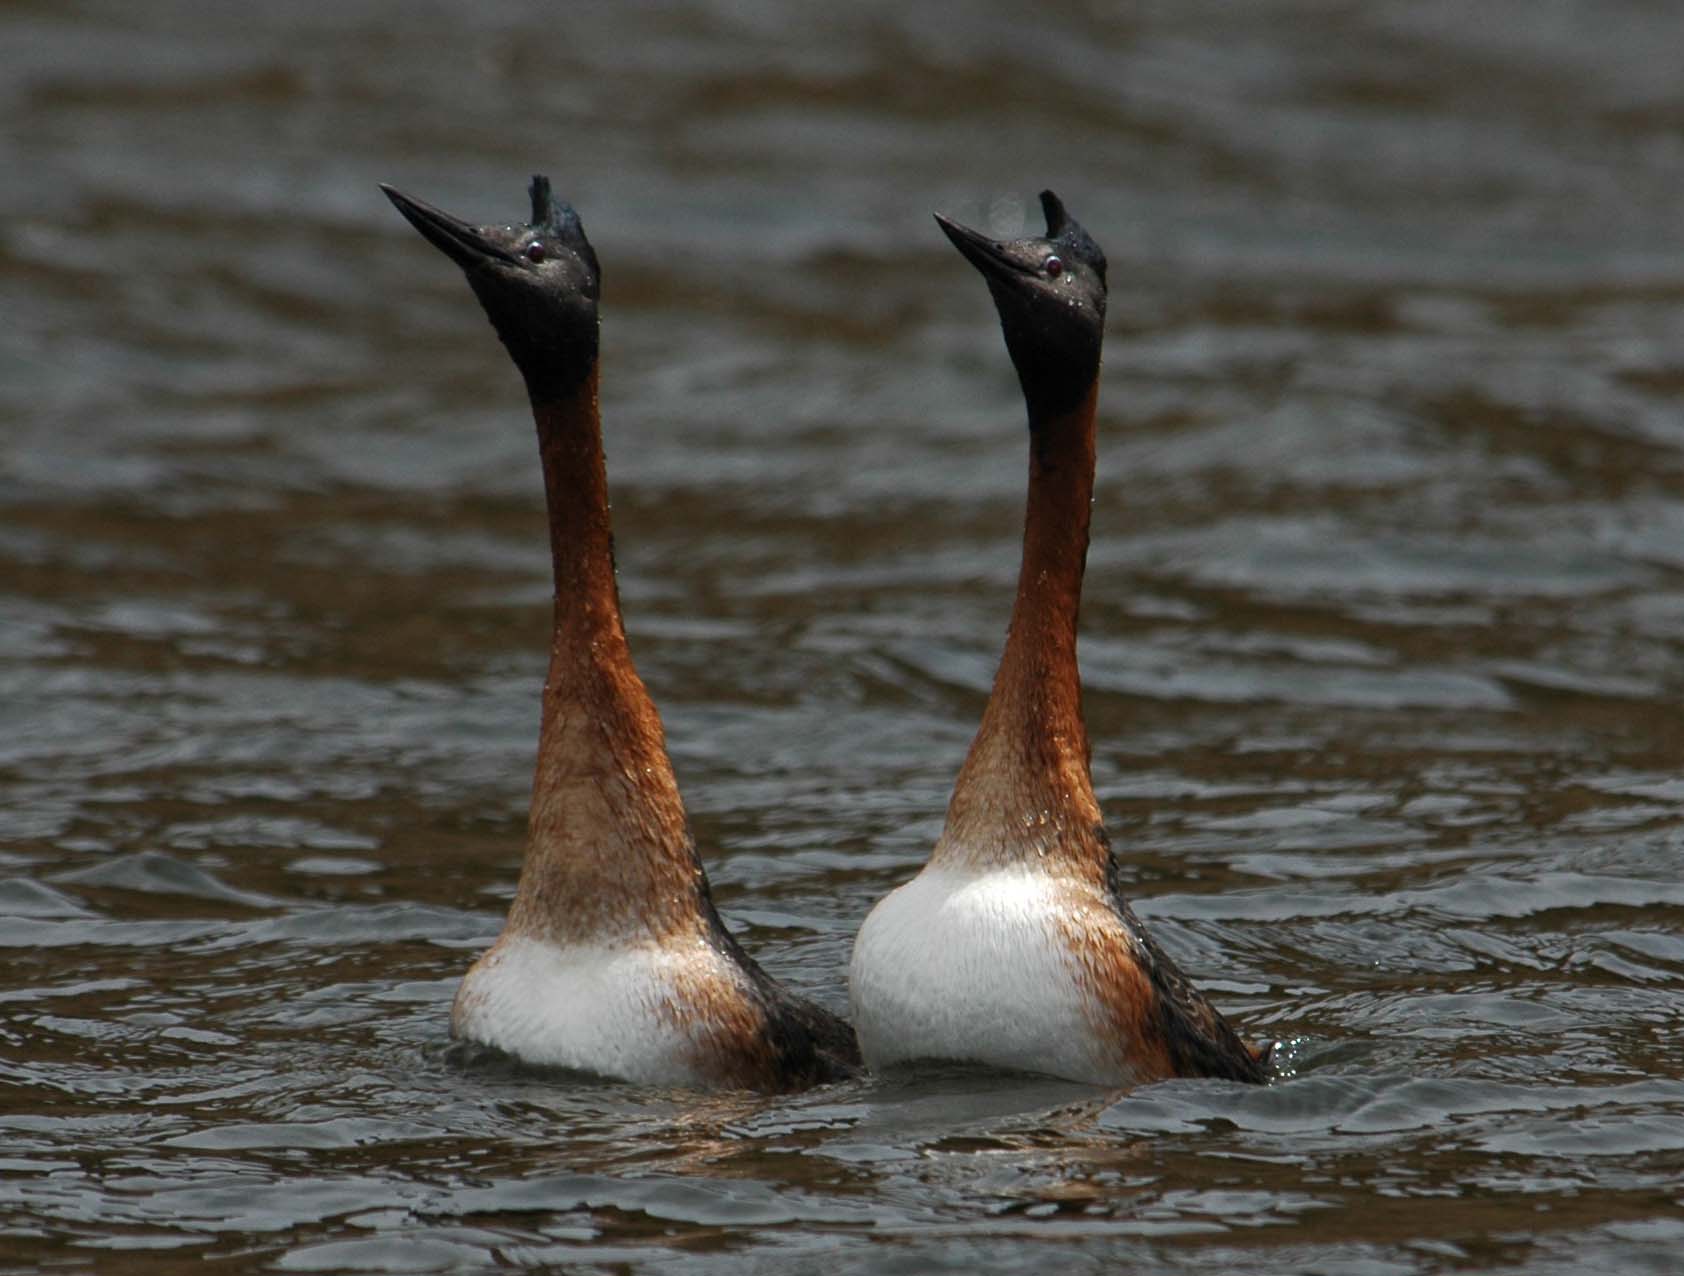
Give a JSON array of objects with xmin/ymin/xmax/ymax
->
[{"xmin": 5, "ymin": 2, "xmax": 1684, "ymax": 1272}]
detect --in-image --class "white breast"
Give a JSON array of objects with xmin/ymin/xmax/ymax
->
[
  {"xmin": 451, "ymin": 933, "xmax": 737, "ymax": 1087},
  {"xmin": 849, "ymin": 864, "xmax": 1130, "ymax": 1085}
]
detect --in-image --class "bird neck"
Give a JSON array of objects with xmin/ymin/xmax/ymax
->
[
  {"xmin": 532, "ymin": 364, "xmax": 620, "ymax": 647},
  {"xmin": 935, "ymin": 378, "xmax": 1105, "ymax": 877},
  {"xmin": 503, "ymin": 364, "xmax": 708, "ymax": 946}
]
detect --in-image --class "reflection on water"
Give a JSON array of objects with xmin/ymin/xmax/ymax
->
[{"xmin": 4, "ymin": 0, "xmax": 1684, "ymax": 1272}]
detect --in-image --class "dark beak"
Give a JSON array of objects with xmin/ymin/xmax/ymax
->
[
  {"xmin": 933, "ymin": 212, "xmax": 1032, "ymax": 286},
  {"xmin": 381, "ymin": 184, "xmax": 520, "ymax": 270}
]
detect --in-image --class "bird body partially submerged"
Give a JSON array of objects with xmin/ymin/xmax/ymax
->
[
  {"xmin": 383, "ymin": 177, "xmax": 858, "ymax": 1092},
  {"xmin": 850, "ymin": 192, "xmax": 1267, "ymax": 1087},
  {"xmin": 851, "ymin": 863, "xmax": 1155, "ymax": 1086}
]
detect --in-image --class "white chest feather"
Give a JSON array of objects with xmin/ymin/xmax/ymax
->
[
  {"xmin": 849, "ymin": 865, "xmax": 1128, "ymax": 1085},
  {"xmin": 451, "ymin": 933, "xmax": 738, "ymax": 1087}
]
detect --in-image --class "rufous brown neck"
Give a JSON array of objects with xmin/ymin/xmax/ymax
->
[
  {"xmin": 934, "ymin": 379, "xmax": 1106, "ymax": 877},
  {"xmin": 503, "ymin": 363, "xmax": 710, "ymax": 944}
]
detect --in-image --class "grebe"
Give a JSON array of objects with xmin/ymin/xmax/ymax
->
[
  {"xmin": 383, "ymin": 176, "xmax": 859, "ymax": 1091},
  {"xmin": 849, "ymin": 192, "xmax": 1267, "ymax": 1086}
]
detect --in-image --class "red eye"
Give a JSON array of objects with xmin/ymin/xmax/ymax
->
[
  {"xmin": 1045, "ymin": 255, "xmax": 1063, "ymax": 278},
  {"xmin": 525, "ymin": 241, "xmax": 546, "ymax": 263}
]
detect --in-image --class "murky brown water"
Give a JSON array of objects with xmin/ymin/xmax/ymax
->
[{"xmin": 5, "ymin": 2, "xmax": 1684, "ymax": 1271}]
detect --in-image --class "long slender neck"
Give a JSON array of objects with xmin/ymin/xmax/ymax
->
[
  {"xmin": 535, "ymin": 366, "xmax": 620, "ymax": 644},
  {"xmin": 934, "ymin": 378, "xmax": 1106, "ymax": 876},
  {"xmin": 503, "ymin": 364, "xmax": 708, "ymax": 945}
]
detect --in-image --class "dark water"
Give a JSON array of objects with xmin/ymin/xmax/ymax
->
[{"xmin": 5, "ymin": 2, "xmax": 1684, "ymax": 1271}]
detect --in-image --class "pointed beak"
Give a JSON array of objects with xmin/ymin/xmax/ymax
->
[
  {"xmin": 933, "ymin": 212, "xmax": 1030, "ymax": 285},
  {"xmin": 381, "ymin": 184, "xmax": 520, "ymax": 271}
]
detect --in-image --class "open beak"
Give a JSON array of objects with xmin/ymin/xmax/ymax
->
[{"xmin": 381, "ymin": 184, "xmax": 520, "ymax": 270}]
